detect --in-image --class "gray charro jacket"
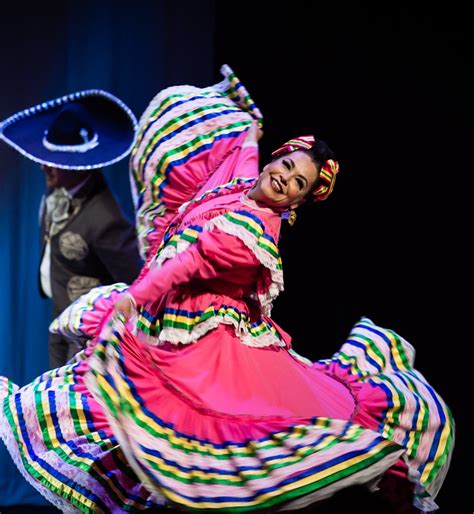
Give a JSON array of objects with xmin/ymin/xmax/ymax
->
[{"xmin": 39, "ymin": 172, "xmax": 143, "ymax": 318}]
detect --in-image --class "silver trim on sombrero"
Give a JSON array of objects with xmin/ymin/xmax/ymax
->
[
  {"xmin": 0, "ymin": 89, "xmax": 138, "ymax": 170},
  {"xmin": 42, "ymin": 130, "xmax": 99, "ymax": 153}
]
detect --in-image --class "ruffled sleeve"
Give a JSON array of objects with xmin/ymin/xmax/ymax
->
[{"xmin": 129, "ymin": 228, "xmax": 260, "ymax": 306}]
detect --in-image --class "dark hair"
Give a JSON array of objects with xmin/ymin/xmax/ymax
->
[{"xmin": 304, "ymin": 138, "xmax": 336, "ymax": 196}]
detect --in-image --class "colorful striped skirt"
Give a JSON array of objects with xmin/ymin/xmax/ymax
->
[{"xmin": 0, "ymin": 317, "xmax": 454, "ymax": 513}]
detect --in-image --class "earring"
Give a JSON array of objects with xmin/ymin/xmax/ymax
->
[{"xmin": 288, "ymin": 209, "xmax": 297, "ymax": 226}]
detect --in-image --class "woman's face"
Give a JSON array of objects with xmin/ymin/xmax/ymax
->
[{"xmin": 249, "ymin": 150, "xmax": 318, "ymax": 209}]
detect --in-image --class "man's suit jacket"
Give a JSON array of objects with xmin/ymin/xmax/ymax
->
[{"xmin": 39, "ymin": 172, "xmax": 143, "ymax": 318}]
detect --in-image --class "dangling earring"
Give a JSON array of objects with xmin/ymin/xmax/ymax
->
[
  {"xmin": 281, "ymin": 209, "xmax": 297, "ymax": 226},
  {"xmin": 288, "ymin": 209, "xmax": 297, "ymax": 226}
]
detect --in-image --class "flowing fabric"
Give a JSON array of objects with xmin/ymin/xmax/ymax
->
[
  {"xmin": 0, "ymin": 65, "xmax": 454, "ymax": 513},
  {"xmin": 130, "ymin": 63, "xmax": 262, "ymax": 261}
]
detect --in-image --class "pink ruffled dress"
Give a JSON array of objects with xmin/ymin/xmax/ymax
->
[{"xmin": 0, "ymin": 65, "xmax": 453, "ymax": 514}]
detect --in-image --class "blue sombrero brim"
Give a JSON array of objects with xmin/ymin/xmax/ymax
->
[{"xmin": 0, "ymin": 90, "xmax": 138, "ymax": 170}]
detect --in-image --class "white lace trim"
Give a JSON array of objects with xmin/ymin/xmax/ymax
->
[
  {"xmin": 255, "ymin": 282, "xmax": 283, "ymax": 317},
  {"xmin": 151, "ymin": 237, "xmax": 192, "ymax": 267},
  {"xmin": 137, "ymin": 312, "xmax": 285, "ymax": 349},
  {"xmin": 205, "ymin": 215, "xmax": 284, "ymax": 315},
  {"xmin": 0, "ymin": 407, "xmax": 81, "ymax": 513},
  {"xmin": 205, "ymin": 215, "xmax": 283, "ymax": 279}
]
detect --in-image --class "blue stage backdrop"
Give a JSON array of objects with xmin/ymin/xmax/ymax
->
[{"xmin": 0, "ymin": 0, "xmax": 215, "ymax": 506}]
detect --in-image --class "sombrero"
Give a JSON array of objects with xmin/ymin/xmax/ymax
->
[{"xmin": 0, "ymin": 89, "xmax": 137, "ymax": 170}]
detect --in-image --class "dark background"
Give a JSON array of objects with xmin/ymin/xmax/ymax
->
[{"xmin": 0, "ymin": 1, "xmax": 468, "ymax": 512}]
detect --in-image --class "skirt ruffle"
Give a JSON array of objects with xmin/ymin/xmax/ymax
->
[
  {"xmin": 1, "ymin": 317, "xmax": 454, "ymax": 513},
  {"xmin": 0, "ymin": 365, "xmax": 164, "ymax": 513}
]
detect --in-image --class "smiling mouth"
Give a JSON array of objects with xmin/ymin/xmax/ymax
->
[{"xmin": 271, "ymin": 177, "xmax": 284, "ymax": 194}]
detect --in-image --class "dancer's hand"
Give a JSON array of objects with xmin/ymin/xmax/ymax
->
[
  {"xmin": 113, "ymin": 293, "xmax": 136, "ymax": 319},
  {"xmin": 244, "ymin": 121, "xmax": 264, "ymax": 146}
]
